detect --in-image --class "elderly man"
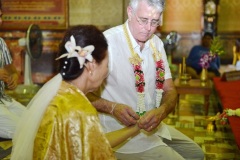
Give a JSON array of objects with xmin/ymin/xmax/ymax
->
[{"xmin": 90, "ymin": 0, "xmax": 205, "ymax": 159}]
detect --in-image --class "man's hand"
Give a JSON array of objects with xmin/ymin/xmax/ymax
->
[
  {"xmin": 112, "ymin": 104, "xmax": 140, "ymax": 126},
  {"xmin": 0, "ymin": 68, "xmax": 9, "ymax": 82},
  {"xmin": 138, "ymin": 107, "xmax": 166, "ymax": 132},
  {"xmin": 2, "ymin": 64, "xmax": 19, "ymax": 90},
  {"xmin": 137, "ymin": 78, "xmax": 177, "ymax": 132},
  {"xmin": 89, "ymin": 94, "xmax": 141, "ymax": 126},
  {"xmin": 6, "ymin": 73, "xmax": 18, "ymax": 90}
]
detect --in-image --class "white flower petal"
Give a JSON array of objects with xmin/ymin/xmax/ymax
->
[
  {"xmin": 68, "ymin": 52, "xmax": 79, "ymax": 58},
  {"xmin": 55, "ymin": 53, "xmax": 68, "ymax": 60},
  {"xmin": 78, "ymin": 57, "xmax": 85, "ymax": 68},
  {"xmin": 65, "ymin": 41, "xmax": 75, "ymax": 53},
  {"xmin": 83, "ymin": 45, "xmax": 95, "ymax": 53},
  {"xmin": 70, "ymin": 36, "xmax": 76, "ymax": 46},
  {"xmin": 85, "ymin": 54, "xmax": 93, "ymax": 62}
]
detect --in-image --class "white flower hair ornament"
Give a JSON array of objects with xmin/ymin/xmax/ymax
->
[{"xmin": 56, "ymin": 35, "xmax": 94, "ymax": 68}]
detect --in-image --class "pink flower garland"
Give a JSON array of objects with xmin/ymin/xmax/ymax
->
[
  {"xmin": 156, "ymin": 59, "xmax": 165, "ymax": 89},
  {"xmin": 133, "ymin": 59, "xmax": 165, "ymax": 92},
  {"xmin": 133, "ymin": 64, "xmax": 145, "ymax": 93},
  {"xmin": 208, "ymin": 108, "xmax": 240, "ymax": 125},
  {"xmin": 133, "ymin": 59, "xmax": 165, "ymax": 116}
]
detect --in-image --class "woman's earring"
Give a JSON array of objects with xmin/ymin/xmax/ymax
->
[{"xmin": 89, "ymin": 71, "xmax": 93, "ymax": 75}]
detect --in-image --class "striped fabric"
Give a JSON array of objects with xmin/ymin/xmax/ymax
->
[{"xmin": 0, "ymin": 38, "xmax": 12, "ymax": 102}]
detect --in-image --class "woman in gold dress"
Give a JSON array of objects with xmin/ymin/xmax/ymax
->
[{"xmin": 11, "ymin": 25, "xmax": 140, "ymax": 160}]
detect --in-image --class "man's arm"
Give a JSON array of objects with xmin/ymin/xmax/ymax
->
[
  {"xmin": 159, "ymin": 78, "xmax": 178, "ymax": 118},
  {"xmin": 138, "ymin": 78, "xmax": 177, "ymax": 132}
]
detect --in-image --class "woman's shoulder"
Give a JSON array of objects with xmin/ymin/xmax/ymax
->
[{"xmin": 51, "ymin": 82, "xmax": 97, "ymax": 114}]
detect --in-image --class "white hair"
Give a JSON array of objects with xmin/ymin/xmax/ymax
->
[{"xmin": 129, "ymin": 0, "xmax": 165, "ymax": 13}]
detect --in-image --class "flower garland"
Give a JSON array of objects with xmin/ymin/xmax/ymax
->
[
  {"xmin": 218, "ymin": 108, "xmax": 240, "ymax": 125},
  {"xmin": 208, "ymin": 108, "xmax": 240, "ymax": 125},
  {"xmin": 123, "ymin": 23, "xmax": 165, "ymax": 116}
]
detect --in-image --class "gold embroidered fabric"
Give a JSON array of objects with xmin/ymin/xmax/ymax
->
[{"xmin": 33, "ymin": 81, "xmax": 116, "ymax": 160}]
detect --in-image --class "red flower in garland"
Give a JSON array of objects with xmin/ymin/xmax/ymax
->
[
  {"xmin": 137, "ymin": 83, "xmax": 145, "ymax": 92},
  {"xmin": 133, "ymin": 59, "xmax": 165, "ymax": 92},
  {"xmin": 156, "ymin": 82, "xmax": 164, "ymax": 89},
  {"xmin": 156, "ymin": 60, "xmax": 164, "ymax": 68},
  {"xmin": 155, "ymin": 60, "xmax": 165, "ymax": 89},
  {"xmin": 133, "ymin": 64, "xmax": 145, "ymax": 92},
  {"xmin": 134, "ymin": 65, "xmax": 141, "ymax": 70}
]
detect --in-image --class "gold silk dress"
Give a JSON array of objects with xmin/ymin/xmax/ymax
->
[{"xmin": 33, "ymin": 81, "xmax": 116, "ymax": 160}]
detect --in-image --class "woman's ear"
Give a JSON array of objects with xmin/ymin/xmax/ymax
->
[{"xmin": 85, "ymin": 60, "xmax": 96, "ymax": 76}]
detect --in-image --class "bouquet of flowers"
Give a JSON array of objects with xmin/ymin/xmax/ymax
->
[
  {"xmin": 199, "ymin": 53, "xmax": 216, "ymax": 69},
  {"xmin": 199, "ymin": 36, "xmax": 225, "ymax": 69}
]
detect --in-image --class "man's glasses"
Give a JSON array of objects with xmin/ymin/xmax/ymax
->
[{"xmin": 133, "ymin": 12, "xmax": 161, "ymax": 27}]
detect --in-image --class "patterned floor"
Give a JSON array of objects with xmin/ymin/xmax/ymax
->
[
  {"xmin": 164, "ymin": 94, "xmax": 240, "ymax": 160},
  {"xmin": 0, "ymin": 138, "xmax": 11, "ymax": 160},
  {"xmin": 1, "ymin": 93, "xmax": 240, "ymax": 159}
]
